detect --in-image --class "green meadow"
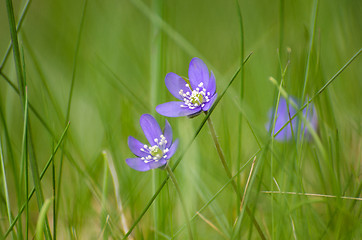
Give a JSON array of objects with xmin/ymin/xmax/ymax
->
[{"xmin": 0, "ymin": 0, "xmax": 361, "ymax": 239}]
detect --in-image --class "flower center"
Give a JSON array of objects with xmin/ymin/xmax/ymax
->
[
  {"xmin": 140, "ymin": 134, "xmax": 169, "ymax": 163},
  {"xmin": 179, "ymin": 82, "xmax": 211, "ymax": 110},
  {"xmin": 190, "ymin": 91, "xmax": 204, "ymax": 105},
  {"xmin": 149, "ymin": 146, "xmax": 163, "ymax": 157}
]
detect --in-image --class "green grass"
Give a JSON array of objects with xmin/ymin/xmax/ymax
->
[{"xmin": 0, "ymin": 0, "xmax": 361, "ymax": 239}]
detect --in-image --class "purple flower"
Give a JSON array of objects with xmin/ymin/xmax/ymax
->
[
  {"xmin": 156, "ymin": 58, "xmax": 217, "ymax": 117},
  {"xmin": 266, "ymin": 97, "xmax": 318, "ymax": 141},
  {"xmin": 126, "ymin": 114, "xmax": 179, "ymax": 171}
]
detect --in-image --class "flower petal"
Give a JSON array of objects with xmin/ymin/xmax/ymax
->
[
  {"xmin": 202, "ymin": 93, "xmax": 217, "ymax": 111},
  {"xmin": 188, "ymin": 58, "xmax": 209, "ymax": 90},
  {"xmin": 165, "ymin": 72, "xmax": 190, "ymax": 100},
  {"xmin": 163, "ymin": 119, "xmax": 172, "ymax": 148},
  {"xmin": 125, "ymin": 158, "xmax": 151, "ymax": 172},
  {"xmin": 140, "ymin": 114, "xmax": 163, "ymax": 146},
  {"xmin": 148, "ymin": 159, "xmax": 167, "ymax": 169},
  {"xmin": 165, "ymin": 139, "xmax": 179, "ymax": 160},
  {"xmin": 156, "ymin": 101, "xmax": 202, "ymax": 117},
  {"xmin": 207, "ymin": 70, "xmax": 216, "ymax": 94},
  {"xmin": 268, "ymin": 98, "xmax": 296, "ymax": 141},
  {"xmin": 128, "ymin": 136, "xmax": 148, "ymax": 157}
]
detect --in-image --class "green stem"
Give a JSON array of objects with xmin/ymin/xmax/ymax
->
[
  {"xmin": 235, "ymin": 1, "xmax": 244, "ymax": 216},
  {"xmin": 206, "ymin": 115, "xmax": 266, "ymax": 240},
  {"xmin": 165, "ymin": 165, "xmax": 193, "ymax": 240}
]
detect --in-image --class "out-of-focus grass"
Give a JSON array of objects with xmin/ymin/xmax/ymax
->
[{"xmin": 0, "ymin": 0, "xmax": 361, "ymax": 239}]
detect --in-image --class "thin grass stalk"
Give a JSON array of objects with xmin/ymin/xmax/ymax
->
[
  {"xmin": 16, "ymin": 47, "xmax": 29, "ymax": 240},
  {"xmin": 104, "ymin": 150, "xmax": 132, "ymax": 238},
  {"xmin": 19, "ymin": 87, "xmax": 29, "ymax": 240},
  {"xmin": 235, "ymin": 1, "xmax": 245, "ymax": 224},
  {"xmin": 261, "ymin": 191, "xmax": 362, "ymax": 201},
  {"xmin": 123, "ymin": 54, "xmax": 252, "ymax": 239},
  {"xmin": 52, "ymin": 152, "xmax": 56, "ymax": 240},
  {"xmin": 27, "ymin": 131, "xmax": 52, "ymax": 240},
  {"xmin": 269, "ymin": 63, "xmax": 287, "ymax": 239},
  {"xmin": 101, "ymin": 152, "xmax": 110, "ymax": 239},
  {"xmin": 56, "ymin": 0, "xmax": 88, "ymax": 229},
  {"xmin": 165, "ymin": 165, "xmax": 193, "ymax": 240},
  {"xmin": 300, "ymin": 0, "xmax": 319, "ymax": 102}
]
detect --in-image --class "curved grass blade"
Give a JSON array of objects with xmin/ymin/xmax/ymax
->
[{"xmin": 35, "ymin": 198, "xmax": 53, "ymax": 240}]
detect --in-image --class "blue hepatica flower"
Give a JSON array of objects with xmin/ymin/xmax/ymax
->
[
  {"xmin": 266, "ymin": 97, "xmax": 318, "ymax": 141},
  {"xmin": 156, "ymin": 57, "xmax": 217, "ymax": 117},
  {"xmin": 126, "ymin": 114, "xmax": 179, "ymax": 171}
]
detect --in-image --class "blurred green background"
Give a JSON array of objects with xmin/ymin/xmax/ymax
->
[{"xmin": 0, "ymin": 0, "xmax": 361, "ymax": 239}]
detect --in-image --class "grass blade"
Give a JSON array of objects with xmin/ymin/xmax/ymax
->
[{"xmin": 36, "ymin": 198, "xmax": 53, "ymax": 240}]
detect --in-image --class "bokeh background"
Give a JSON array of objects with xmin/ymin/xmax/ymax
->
[{"xmin": 0, "ymin": 0, "xmax": 361, "ymax": 239}]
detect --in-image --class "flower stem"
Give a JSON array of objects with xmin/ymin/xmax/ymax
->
[
  {"xmin": 206, "ymin": 115, "xmax": 266, "ymax": 240},
  {"xmin": 165, "ymin": 164, "xmax": 193, "ymax": 240}
]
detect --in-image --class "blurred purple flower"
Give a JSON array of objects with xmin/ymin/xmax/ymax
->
[
  {"xmin": 266, "ymin": 97, "xmax": 318, "ymax": 141},
  {"xmin": 156, "ymin": 58, "xmax": 217, "ymax": 117},
  {"xmin": 126, "ymin": 114, "xmax": 179, "ymax": 171}
]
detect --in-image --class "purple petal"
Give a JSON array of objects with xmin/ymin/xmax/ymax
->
[
  {"xmin": 163, "ymin": 119, "xmax": 172, "ymax": 148},
  {"xmin": 165, "ymin": 139, "xmax": 179, "ymax": 160},
  {"xmin": 156, "ymin": 101, "xmax": 202, "ymax": 117},
  {"xmin": 268, "ymin": 98, "xmax": 297, "ymax": 141},
  {"xmin": 207, "ymin": 70, "xmax": 216, "ymax": 94},
  {"xmin": 128, "ymin": 136, "xmax": 148, "ymax": 157},
  {"xmin": 188, "ymin": 58, "xmax": 209, "ymax": 90},
  {"xmin": 165, "ymin": 72, "xmax": 190, "ymax": 100},
  {"xmin": 126, "ymin": 158, "xmax": 151, "ymax": 172},
  {"xmin": 148, "ymin": 159, "xmax": 167, "ymax": 169},
  {"xmin": 202, "ymin": 93, "xmax": 217, "ymax": 111},
  {"xmin": 140, "ymin": 114, "xmax": 162, "ymax": 146}
]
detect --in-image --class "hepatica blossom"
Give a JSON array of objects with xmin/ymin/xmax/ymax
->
[
  {"xmin": 266, "ymin": 97, "xmax": 318, "ymax": 141},
  {"xmin": 126, "ymin": 114, "xmax": 179, "ymax": 171},
  {"xmin": 156, "ymin": 57, "xmax": 217, "ymax": 117}
]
